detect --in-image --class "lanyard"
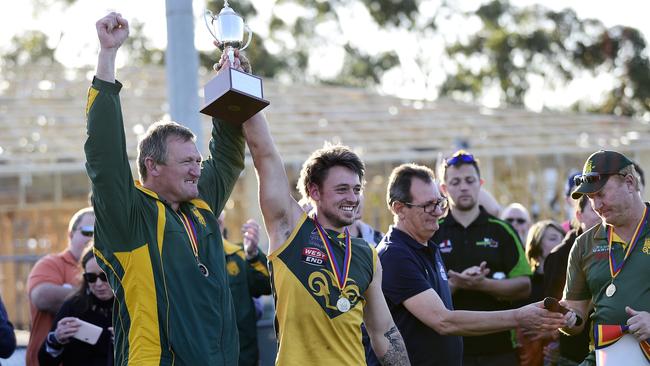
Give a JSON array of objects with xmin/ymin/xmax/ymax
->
[
  {"xmin": 177, "ymin": 211, "xmax": 200, "ymax": 261},
  {"xmin": 607, "ymin": 206, "xmax": 648, "ymax": 280},
  {"xmin": 313, "ymin": 217, "xmax": 352, "ymax": 295}
]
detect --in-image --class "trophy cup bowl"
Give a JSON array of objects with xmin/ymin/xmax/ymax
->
[{"xmin": 200, "ymin": 2, "xmax": 269, "ymax": 123}]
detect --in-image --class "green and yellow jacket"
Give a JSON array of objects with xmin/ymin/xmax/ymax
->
[{"xmin": 84, "ymin": 77, "xmax": 244, "ymax": 365}]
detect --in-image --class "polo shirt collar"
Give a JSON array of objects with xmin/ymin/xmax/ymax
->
[
  {"xmin": 387, "ymin": 226, "xmax": 432, "ymax": 251},
  {"xmin": 61, "ymin": 249, "xmax": 78, "ymax": 265},
  {"xmin": 444, "ymin": 206, "xmax": 490, "ymax": 228}
]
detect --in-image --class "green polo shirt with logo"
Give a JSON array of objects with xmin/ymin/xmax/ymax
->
[
  {"xmin": 564, "ymin": 203, "xmax": 650, "ymax": 363},
  {"xmin": 85, "ymin": 77, "xmax": 244, "ymax": 365}
]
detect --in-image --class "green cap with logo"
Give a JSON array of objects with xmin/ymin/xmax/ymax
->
[{"xmin": 571, "ymin": 150, "xmax": 633, "ymax": 199}]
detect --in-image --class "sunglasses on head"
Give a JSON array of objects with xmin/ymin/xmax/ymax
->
[
  {"xmin": 78, "ymin": 225, "xmax": 94, "ymax": 237},
  {"xmin": 83, "ymin": 272, "xmax": 107, "ymax": 283},
  {"xmin": 506, "ymin": 217, "xmax": 527, "ymax": 225},
  {"xmin": 445, "ymin": 152, "xmax": 476, "ymax": 167},
  {"xmin": 573, "ymin": 172, "xmax": 626, "ymax": 187}
]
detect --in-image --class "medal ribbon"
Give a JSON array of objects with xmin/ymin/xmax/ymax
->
[
  {"xmin": 178, "ymin": 211, "xmax": 200, "ymax": 261},
  {"xmin": 594, "ymin": 324, "xmax": 650, "ymax": 361},
  {"xmin": 313, "ymin": 217, "xmax": 352, "ymax": 294},
  {"xmin": 607, "ymin": 206, "xmax": 648, "ymax": 280}
]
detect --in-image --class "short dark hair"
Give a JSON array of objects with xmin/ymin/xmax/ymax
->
[
  {"xmin": 137, "ymin": 121, "xmax": 196, "ymax": 181},
  {"xmin": 387, "ymin": 163, "xmax": 436, "ymax": 208},
  {"xmin": 297, "ymin": 143, "xmax": 365, "ymax": 201}
]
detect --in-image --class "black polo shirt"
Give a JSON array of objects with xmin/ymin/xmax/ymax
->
[
  {"xmin": 432, "ymin": 208, "xmax": 531, "ymax": 356},
  {"xmin": 371, "ymin": 226, "xmax": 462, "ymax": 366}
]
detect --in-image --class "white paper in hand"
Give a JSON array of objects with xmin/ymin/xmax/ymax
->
[{"xmin": 72, "ymin": 319, "xmax": 103, "ymax": 345}]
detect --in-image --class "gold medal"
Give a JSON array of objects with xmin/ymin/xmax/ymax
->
[
  {"xmin": 605, "ymin": 283, "xmax": 616, "ymax": 297},
  {"xmin": 336, "ymin": 297, "xmax": 351, "ymax": 312}
]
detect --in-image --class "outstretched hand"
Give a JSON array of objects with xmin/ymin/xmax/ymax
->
[
  {"xmin": 96, "ymin": 12, "xmax": 129, "ymax": 51},
  {"xmin": 516, "ymin": 301, "xmax": 567, "ymax": 333}
]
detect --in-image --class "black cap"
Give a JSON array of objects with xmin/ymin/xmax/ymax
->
[{"xmin": 571, "ymin": 150, "xmax": 633, "ymax": 199}]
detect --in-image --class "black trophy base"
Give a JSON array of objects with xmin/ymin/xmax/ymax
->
[{"xmin": 200, "ymin": 68, "xmax": 270, "ymax": 124}]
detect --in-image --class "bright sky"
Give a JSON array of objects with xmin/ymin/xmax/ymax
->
[{"xmin": 1, "ymin": 0, "xmax": 649, "ymax": 110}]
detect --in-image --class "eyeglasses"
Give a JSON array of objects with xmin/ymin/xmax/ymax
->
[
  {"xmin": 445, "ymin": 151, "xmax": 476, "ymax": 167},
  {"xmin": 573, "ymin": 173, "xmax": 626, "ymax": 187},
  {"xmin": 403, "ymin": 197, "xmax": 448, "ymax": 213},
  {"xmin": 505, "ymin": 217, "xmax": 527, "ymax": 225},
  {"xmin": 83, "ymin": 272, "xmax": 108, "ymax": 283},
  {"xmin": 77, "ymin": 225, "xmax": 94, "ymax": 237}
]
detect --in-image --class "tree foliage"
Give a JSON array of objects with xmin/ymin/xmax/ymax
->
[
  {"xmin": 441, "ymin": 0, "xmax": 650, "ymax": 116},
  {"xmin": 12, "ymin": 0, "xmax": 650, "ymax": 117},
  {"xmin": 2, "ymin": 31, "xmax": 57, "ymax": 67}
]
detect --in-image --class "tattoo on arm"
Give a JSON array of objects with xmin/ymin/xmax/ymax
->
[{"xmin": 378, "ymin": 326, "xmax": 410, "ymax": 366}]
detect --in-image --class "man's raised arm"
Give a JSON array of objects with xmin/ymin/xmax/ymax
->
[
  {"xmin": 241, "ymin": 103, "xmax": 303, "ymax": 253},
  {"xmin": 85, "ymin": 12, "xmax": 133, "ymax": 248}
]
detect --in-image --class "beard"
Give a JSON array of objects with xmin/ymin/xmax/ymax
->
[
  {"xmin": 318, "ymin": 204, "xmax": 355, "ymax": 229},
  {"xmin": 452, "ymin": 197, "xmax": 477, "ymax": 211}
]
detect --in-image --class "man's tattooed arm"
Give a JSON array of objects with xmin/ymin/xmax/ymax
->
[{"xmin": 378, "ymin": 325, "xmax": 410, "ymax": 366}]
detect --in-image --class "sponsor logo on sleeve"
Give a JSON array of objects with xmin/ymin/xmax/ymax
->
[{"xmin": 642, "ymin": 238, "xmax": 650, "ymax": 255}]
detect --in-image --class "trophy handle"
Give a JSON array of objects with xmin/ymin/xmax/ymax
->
[
  {"xmin": 240, "ymin": 24, "xmax": 252, "ymax": 51},
  {"xmin": 203, "ymin": 10, "xmax": 220, "ymax": 42}
]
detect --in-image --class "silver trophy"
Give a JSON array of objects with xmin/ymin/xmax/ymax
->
[
  {"xmin": 204, "ymin": 1, "xmax": 252, "ymax": 67},
  {"xmin": 201, "ymin": 1, "xmax": 269, "ymax": 123}
]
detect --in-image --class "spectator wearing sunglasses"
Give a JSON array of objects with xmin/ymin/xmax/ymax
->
[
  {"xmin": 432, "ymin": 150, "xmax": 532, "ymax": 366},
  {"xmin": 561, "ymin": 150, "xmax": 650, "ymax": 365},
  {"xmin": 39, "ymin": 246, "xmax": 114, "ymax": 366},
  {"xmin": 366, "ymin": 164, "xmax": 566, "ymax": 366},
  {"xmin": 26, "ymin": 207, "xmax": 95, "ymax": 366},
  {"xmin": 500, "ymin": 203, "xmax": 532, "ymax": 244}
]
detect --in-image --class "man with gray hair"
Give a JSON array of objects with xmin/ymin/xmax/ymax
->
[
  {"xmin": 85, "ymin": 12, "xmax": 246, "ymax": 365},
  {"xmin": 370, "ymin": 163, "xmax": 568, "ymax": 366},
  {"xmin": 561, "ymin": 150, "xmax": 650, "ymax": 365}
]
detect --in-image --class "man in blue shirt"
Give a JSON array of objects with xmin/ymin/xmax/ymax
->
[
  {"xmin": 370, "ymin": 163, "xmax": 568, "ymax": 366},
  {"xmin": 0, "ymin": 294, "xmax": 16, "ymax": 361}
]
